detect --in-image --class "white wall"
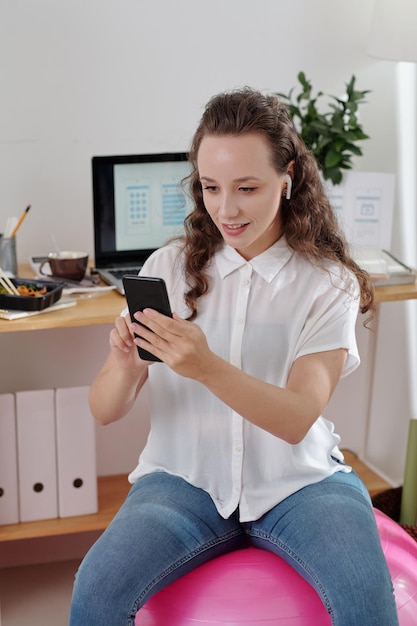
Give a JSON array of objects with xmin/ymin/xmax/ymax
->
[{"xmin": 0, "ymin": 0, "xmax": 399, "ymax": 263}]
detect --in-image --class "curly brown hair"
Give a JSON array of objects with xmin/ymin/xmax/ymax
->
[{"xmin": 179, "ymin": 87, "xmax": 374, "ymax": 321}]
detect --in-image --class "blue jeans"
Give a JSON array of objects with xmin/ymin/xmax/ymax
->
[{"xmin": 68, "ymin": 470, "xmax": 399, "ymax": 626}]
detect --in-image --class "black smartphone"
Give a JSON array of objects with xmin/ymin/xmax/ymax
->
[{"xmin": 122, "ymin": 275, "xmax": 172, "ymax": 362}]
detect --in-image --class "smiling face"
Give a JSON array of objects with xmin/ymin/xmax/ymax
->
[{"xmin": 197, "ymin": 133, "xmax": 287, "ymax": 260}]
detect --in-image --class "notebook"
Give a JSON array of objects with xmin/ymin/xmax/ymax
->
[{"xmin": 92, "ymin": 152, "xmax": 192, "ymax": 294}]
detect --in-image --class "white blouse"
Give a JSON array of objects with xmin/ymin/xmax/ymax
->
[{"xmin": 127, "ymin": 237, "xmax": 360, "ymax": 522}]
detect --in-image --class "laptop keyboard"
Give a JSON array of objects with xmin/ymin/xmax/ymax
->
[{"xmin": 109, "ymin": 268, "xmax": 142, "ymax": 279}]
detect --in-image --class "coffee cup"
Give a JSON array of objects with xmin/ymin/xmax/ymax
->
[{"xmin": 39, "ymin": 251, "xmax": 89, "ymax": 282}]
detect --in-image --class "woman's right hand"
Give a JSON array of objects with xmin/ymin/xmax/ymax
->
[
  {"xmin": 89, "ymin": 315, "xmax": 149, "ymax": 425},
  {"xmin": 108, "ymin": 314, "xmax": 144, "ymax": 370}
]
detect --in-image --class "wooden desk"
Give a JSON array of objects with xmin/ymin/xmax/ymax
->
[
  {"xmin": 373, "ymin": 280, "xmax": 417, "ymax": 304},
  {"xmin": 0, "ymin": 288, "xmax": 125, "ymax": 333},
  {"xmin": 1, "ymin": 268, "xmax": 415, "ymax": 335}
]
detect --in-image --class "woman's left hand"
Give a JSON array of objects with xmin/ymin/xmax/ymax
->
[{"xmin": 131, "ymin": 309, "xmax": 215, "ymax": 380}]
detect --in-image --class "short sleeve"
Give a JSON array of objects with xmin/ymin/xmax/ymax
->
[{"xmin": 294, "ymin": 271, "xmax": 360, "ymax": 378}]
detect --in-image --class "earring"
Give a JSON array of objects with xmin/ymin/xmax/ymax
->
[{"xmin": 284, "ymin": 174, "xmax": 292, "ymax": 200}]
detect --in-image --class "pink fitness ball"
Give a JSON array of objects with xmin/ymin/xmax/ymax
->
[{"xmin": 135, "ymin": 509, "xmax": 417, "ymax": 625}]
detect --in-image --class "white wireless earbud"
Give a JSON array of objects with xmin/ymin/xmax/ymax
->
[{"xmin": 285, "ymin": 174, "xmax": 292, "ymax": 200}]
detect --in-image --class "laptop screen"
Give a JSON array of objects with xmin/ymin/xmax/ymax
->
[{"xmin": 92, "ymin": 153, "xmax": 192, "ymax": 269}]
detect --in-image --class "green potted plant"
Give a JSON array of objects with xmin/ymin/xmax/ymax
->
[{"xmin": 277, "ymin": 72, "xmax": 370, "ymax": 185}]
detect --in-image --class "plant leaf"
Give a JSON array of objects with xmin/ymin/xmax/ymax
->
[
  {"xmin": 274, "ymin": 72, "xmax": 370, "ymax": 183},
  {"xmin": 325, "ymin": 149, "xmax": 342, "ymax": 168}
]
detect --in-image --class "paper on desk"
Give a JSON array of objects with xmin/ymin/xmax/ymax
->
[
  {"xmin": 351, "ymin": 248, "xmax": 416, "ymax": 286},
  {"xmin": 324, "ymin": 172, "xmax": 395, "ymax": 250}
]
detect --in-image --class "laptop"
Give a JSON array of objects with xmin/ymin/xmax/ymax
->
[{"xmin": 92, "ymin": 152, "xmax": 192, "ymax": 294}]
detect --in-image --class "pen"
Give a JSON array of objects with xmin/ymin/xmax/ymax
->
[{"xmin": 10, "ymin": 205, "xmax": 31, "ymax": 238}]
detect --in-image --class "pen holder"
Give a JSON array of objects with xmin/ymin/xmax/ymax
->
[{"xmin": 0, "ymin": 236, "xmax": 17, "ymax": 276}]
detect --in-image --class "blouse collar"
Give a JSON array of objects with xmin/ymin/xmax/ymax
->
[{"xmin": 215, "ymin": 237, "xmax": 294, "ymax": 283}]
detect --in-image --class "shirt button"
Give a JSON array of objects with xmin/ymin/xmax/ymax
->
[
  {"xmin": 242, "ymin": 279, "xmax": 250, "ymax": 286},
  {"xmin": 235, "ymin": 445, "xmax": 242, "ymax": 453},
  {"xmin": 237, "ymin": 318, "xmax": 244, "ymax": 325}
]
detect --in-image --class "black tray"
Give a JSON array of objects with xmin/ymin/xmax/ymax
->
[{"xmin": 0, "ymin": 278, "xmax": 65, "ymax": 311}]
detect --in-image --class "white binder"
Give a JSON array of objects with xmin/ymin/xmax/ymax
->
[
  {"xmin": 0, "ymin": 393, "xmax": 19, "ymax": 525},
  {"xmin": 16, "ymin": 389, "xmax": 58, "ymax": 522},
  {"xmin": 55, "ymin": 386, "xmax": 98, "ymax": 517}
]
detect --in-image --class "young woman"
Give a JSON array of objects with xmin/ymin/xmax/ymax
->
[{"xmin": 69, "ymin": 88, "xmax": 398, "ymax": 625}]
